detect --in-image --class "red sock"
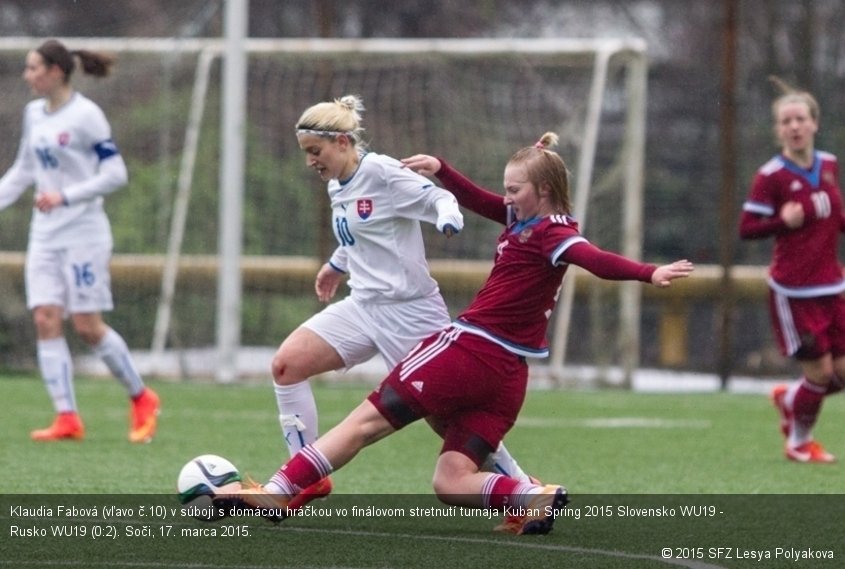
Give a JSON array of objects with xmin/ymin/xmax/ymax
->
[
  {"xmin": 269, "ymin": 445, "xmax": 331, "ymax": 495},
  {"xmin": 482, "ymin": 474, "xmax": 521, "ymax": 509},
  {"xmin": 791, "ymin": 378, "xmax": 825, "ymax": 431}
]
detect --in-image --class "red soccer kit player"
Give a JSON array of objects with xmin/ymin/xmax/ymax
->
[
  {"xmin": 370, "ymin": 159, "xmax": 658, "ymax": 463},
  {"xmin": 741, "ymin": 150, "xmax": 845, "ymax": 464},
  {"xmin": 740, "ymin": 151, "xmax": 845, "ymax": 358}
]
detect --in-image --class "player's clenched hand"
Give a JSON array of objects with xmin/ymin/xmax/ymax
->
[
  {"xmin": 34, "ymin": 191, "xmax": 65, "ymax": 212},
  {"xmin": 314, "ymin": 263, "xmax": 343, "ymax": 302},
  {"xmin": 780, "ymin": 201, "xmax": 805, "ymax": 229},
  {"xmin": 651, "ymin": 260, "xmax": 694, "ymax": 288},
  {"xmin": 401, "ymin": 155, "xmax": 442, "ymax": 177}
]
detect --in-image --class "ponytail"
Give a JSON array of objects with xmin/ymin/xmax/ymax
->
[{"xmin": 36, "ymin": 39, "xmax": 115, "ymax": 82}]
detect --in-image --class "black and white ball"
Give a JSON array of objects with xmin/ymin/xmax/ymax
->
[{"xmin": 177, "ymin": 454, "xmax": 242, "ymax": 520}]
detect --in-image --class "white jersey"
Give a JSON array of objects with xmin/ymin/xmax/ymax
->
[
  {"xmin": 0, "ymin": 92, "xmax": 128, "ymax": 249},
  {"xmin": 327, "ymin": 152, "xmax": 459, "ymax": 303}
]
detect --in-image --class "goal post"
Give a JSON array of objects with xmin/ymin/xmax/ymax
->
[
  {"xmin": 548, "ymin": 45, "xmax": 648, "ymax": 386},
  {"xmin": 150, "ymin": 47, "xmax": 215, "ymax": 371},
  {"xmin": 0, "ymin": 36, "xmax": 646, "ymax": 383}
]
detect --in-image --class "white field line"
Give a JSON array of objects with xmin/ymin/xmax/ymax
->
[
  {"xmin": 0, "ymin": 563, "xmax": 352, "ymax": 569},
  {"xmin": 516, "ymin": 416, "xmax": 712, "ymax": 429}
]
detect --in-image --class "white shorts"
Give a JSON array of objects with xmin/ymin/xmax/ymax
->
[
  {"xmin": 25, "ymin": 244, "xmax": 114, "ymax": 313},
  {"xmin": 302, "ymin": 290, "xmax": 451, "ymax": 371}
]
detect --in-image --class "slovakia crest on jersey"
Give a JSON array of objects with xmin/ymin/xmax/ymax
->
[
  {"xmin": 357, "ymin": 199, "xmax": 374, "ymax": 220},
  {"xmin": 58, "ymin": 132, "xmax": 71, "ymax": 146}
]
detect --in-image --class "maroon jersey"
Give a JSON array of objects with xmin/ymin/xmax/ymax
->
[
  {"xmin": 436, "ymin": 160, "xmax": 656, "ymax": 358},
  {"xmin": 456, "ymin": 215, "xmax": 577, "ymax": 356},
  {"xmin": 740, "ymin": 151, "xmax": 845, "ymax": 297}
]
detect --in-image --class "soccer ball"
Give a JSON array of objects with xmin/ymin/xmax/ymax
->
[{"xmin": 177, "ymin": 454, "xmax": 242, "ymax": 520}]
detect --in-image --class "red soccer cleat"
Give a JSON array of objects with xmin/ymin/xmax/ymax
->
[
  {"xmin": 31, "ymin": 412, "xmax": 85, "ymax": 441},
  {"xmin": 785, "ymin": 440, "xmax": 836, "ymax": 464},
  {"xmin": 771, "ymin": 384, "xmax": 791, "ymax": 438},
  {"xmin": 288, "ymin": 476, "xmax": 333, "ymax": 511},
  {"xmin": 129, "ymin": 387, "xmax": 161, "ymax": 443},
  {"xmin": 227, "ymin": 477, "xmax": 290, "ymax": 523}
]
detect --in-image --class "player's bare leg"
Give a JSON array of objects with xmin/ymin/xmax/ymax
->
[
  {"xmin": 429, "ymin": 417, "xmax": 535, "ymax": 530},
  {"xmin": 433, "ymin": 451, "xmax": 568, "ymax": 535},
  {"xmin": 428, "ymin": 416, "xmax": 531, "ymax": 482},
  {"xmin": 232, "ymin": 400, "xmax": 394, "ymax": 519},
  {"xmin": 272, "ymin": 327, "xmax": 344, "ymax": 453},
  {"xmin": 272, "ymin": 327, "xmax": 345, "ymax": 505}
]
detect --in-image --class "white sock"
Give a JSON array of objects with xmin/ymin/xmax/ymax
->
[
  {"xmin": 480, "ymin": 473, "xmax": 541, "ymax": 509},
  {"xmin": 482, "ymin": 442, "xmax": 531, "ymax": 483},
  {"xmin": 514, "ymin": 482, "xmax": 547, "ymax": 508},
  {"xmin": 37, "ymin": 337, "xmax": 76, "ymax": 413},
  {"xmin": 93, "ymin": 327, "xmax": 145, "ymax": 398},
  {"xmin": 264, "ymin": 473, "xmax": 296, "ymax": 497},
  {"xmin": 275, "ymin": 381, "xmax": 318, "ymax": 457}
]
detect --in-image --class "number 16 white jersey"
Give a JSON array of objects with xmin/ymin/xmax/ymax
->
[{"xmin": 0, "ymin": 92, "xmax": 128, "ymax": 249}]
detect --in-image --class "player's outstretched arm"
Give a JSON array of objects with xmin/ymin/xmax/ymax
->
[
  {"xmin": 404, "ymin": 155, "xmax": 508, "ymax": 224},
  {"xmin": 650, "ymin": 260, "xmax": 694, "ymax": 288}
]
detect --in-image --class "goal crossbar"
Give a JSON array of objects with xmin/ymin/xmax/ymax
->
[{"xmin": 0, "ymin": 37, "xmax": 646, "ymax": 61}]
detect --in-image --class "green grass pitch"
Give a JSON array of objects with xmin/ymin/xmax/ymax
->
[{"xmin": 1, "ymin": 373, "xmax": 842, "ymax": 568}]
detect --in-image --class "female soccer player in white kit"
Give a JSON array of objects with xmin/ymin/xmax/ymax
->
[
  {"xmin": 0, "ymin": 39, "xmax": 160, "ymax": 443},
  {"xmin": 273, "ymin": 95, "xmax": 530, "ymax": 508}
]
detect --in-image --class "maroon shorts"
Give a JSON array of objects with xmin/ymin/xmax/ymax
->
[
  {"xmin": 367, "ymin": 327, "xmax": 529, "ymax": 466},
  {"xmin": 769, "ymin": 291, "xmax": 845, "ymax": 359}
]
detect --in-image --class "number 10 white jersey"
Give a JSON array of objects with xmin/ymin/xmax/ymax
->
[{"xmin": 326, "ymin": 152, "xmax": 459, "ymax": 303}]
